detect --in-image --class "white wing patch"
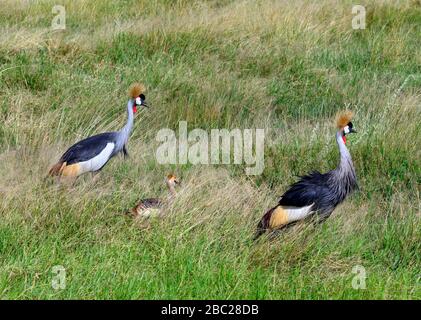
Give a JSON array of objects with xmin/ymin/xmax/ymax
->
[
  {"xmin": 284, "ymin": 204, "xmax": 314, "ymax": 223},
  {"xmin": 79, "ymin": 143, "xmax": 115, "ymax": 173}
]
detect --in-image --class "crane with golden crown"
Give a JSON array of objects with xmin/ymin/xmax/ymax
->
[
  {"xmin": 255, "ymin": 111, "xmax": 358, "ymax": 239},
  {"xmin": 49, "ymin": 83, "xmax": 148, "ymax": 178}
]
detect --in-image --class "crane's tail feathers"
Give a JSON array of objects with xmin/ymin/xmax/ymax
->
[
  {"xmin": 48, "ymin": 161, "xmax": 65, "ymax": 176},
  {"xmin": 253, "ymin": 207, "xmax": 275, "ymax": 241}
]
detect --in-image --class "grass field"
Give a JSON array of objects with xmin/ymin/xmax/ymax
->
[{"xmin": 0, "ymin": 0, "xmax": 420, "ymax": 299}]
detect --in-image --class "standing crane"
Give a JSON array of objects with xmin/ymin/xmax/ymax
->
[
  {"xmin": 255, "ymin": 111, "xmax": 358, "ymax": 239},
  {"xmin": 131, "ymin": 174, "xmax": 180, "ymax": 219},
  {"xmin": 49, "ymin": 83, "xmax": 148, "ymax": 178}
]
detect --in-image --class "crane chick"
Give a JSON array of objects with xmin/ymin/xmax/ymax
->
[
  {"xmin": 255, "ymin": 111, "xmax": 358, "ymax": 239},
  {"xmin": 131, "ymin": 174, "xmax": 180, "ymax": 219}
]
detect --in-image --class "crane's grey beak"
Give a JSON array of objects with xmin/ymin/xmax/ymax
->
[{"xmin": 350, "ymin": 128, "xmax": 357, "ymax": 133}]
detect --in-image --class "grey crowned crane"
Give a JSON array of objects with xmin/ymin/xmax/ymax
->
[
  {"xmin": 131, "ymin": 174, "xmax": 179, "ymax": 219},
  {"xmin": 49, "ymin": 83, "xmax": 148, "ymax": 178},
  {"xmin": 255, "ymin": 111, "xmax": 358, "ymax": 240}
]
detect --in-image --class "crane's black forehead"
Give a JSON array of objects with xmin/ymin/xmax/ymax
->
[
  {"xmin": 347, "ymin": 122, "xmax": 353, "ymax": 128},
  {"xmin": 140, "ymin": 94, "xmax": 145, "ymax": 99}
]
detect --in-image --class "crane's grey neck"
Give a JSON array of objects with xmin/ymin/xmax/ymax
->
[
  {"xmin": 168, "ymin": 184, "xmax": 176, "ymax": 197},
  {"xmin": 116, "ymin": 99, "xmax": 134, "ymax": 151},
  {"xmin": 336, "ymin": 131, "xmax": 351, "ymax": 163},
  {"xmin": 166, "ymin": 182, "xmax": 177, "ymax": 201},
  {"xmin": 333, "ymin": 130, "xmax": 357, "ymax": 194}
]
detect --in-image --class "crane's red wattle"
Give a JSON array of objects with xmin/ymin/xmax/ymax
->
[
  {"xmin": 342, "ymin": 136, "xmax": 346, "ymax": 144},
  {"xmin": 133, "ymin": 106, "xmax": 137, "ymax": 113}
]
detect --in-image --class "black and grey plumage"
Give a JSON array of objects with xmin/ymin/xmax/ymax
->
[
  {"xmin": 255, "ymin": 111, "xmax": 358, "ymax": 239},
  {"xmin": 49, "ymin": 84, "xmax": 148, "ymax": 178}
]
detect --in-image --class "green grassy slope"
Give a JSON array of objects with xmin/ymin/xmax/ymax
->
[{"xmin": 0, "ymin": 0, "xmax": 420, "ymax": 299}]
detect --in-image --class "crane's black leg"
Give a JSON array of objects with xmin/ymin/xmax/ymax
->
[{"xmin": 122, "ymin": 144, "xmax": 129, "ymax": 159}]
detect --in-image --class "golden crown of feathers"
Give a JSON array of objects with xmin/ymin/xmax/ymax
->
[
  {"xmin": 335, "ymin": 110, "xmax": 353, "ymax": 129},
  {"xmin": 129, "ymin": 83, "xmax": 145, "ymax": 98},
  {"xmin": 167, "ymin": 174, "xmax": 177, "ymax": 180}
]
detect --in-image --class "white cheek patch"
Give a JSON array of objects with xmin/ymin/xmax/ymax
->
[
  {"xmin": 344, "ymin": 126, "xmax": 350, "ymax": 134},
  {"xmin": 135, "ymin": 97, "xmax": 141, "ymax": 105}
]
